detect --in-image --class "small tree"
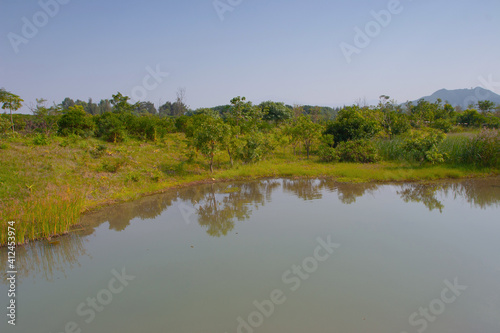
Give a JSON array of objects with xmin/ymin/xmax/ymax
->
[
  {"xmin": 0, "ymin": 89, "xmax": 24, "ymax": 132},
  {"xmin": 95, "ymin": 112, "xmax": 126, "ymax": 142},
  {"xmin": 402, "ymin": 129, "xmax": 447, "ymax": 164},
  {"xmin": 377, "ymin": 96, "xmax": 410, "ymax": 138},
  {"xmin": 111, "ymin": 92, "xmax": 136, "ymax": 114},
  {"xmin": 477, "ymin": 100, "xmax": 496, "ymax": 113},
  {"xmin": 226, "ymin": 96, "xmax": 255, "ymax": 128},
  {"xmin": 324, "ymin": 106, "xmax": 380, "ymax": 145},
  {"xmin": 186, "ymin": 114, "xmax": 229, "ymax": 173},
  {"xmin": 172, "ymin": 87, "xmax": 188, "ymax": 116},
  {"xmin": 29, "ymin": 98, "xmax": 61, "ymax": 135},
  {"xmin": 291, "ymin": 115, "xmax": 322, "ymax": 159},
  {"xmin": 58, "ymin": 105, "xmax": 95, "ymax": 137},
  {"xmin": 260, "ymin": 101, "xmax": 292, "ymax": 124}
]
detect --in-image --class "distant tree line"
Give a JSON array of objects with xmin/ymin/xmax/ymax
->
[{"xmin": 1, "ymin": 88, "xmax": 499, "ymax": 170}]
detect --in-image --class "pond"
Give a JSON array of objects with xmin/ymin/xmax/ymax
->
[{"xmin": 1, "ymin": 177, "xmax": 500, "ymax": 333}]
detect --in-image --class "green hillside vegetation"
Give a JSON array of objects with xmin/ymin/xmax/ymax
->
[{"xmin": 1, "ymin": 90, "xmax": 499, "ymax": 245}]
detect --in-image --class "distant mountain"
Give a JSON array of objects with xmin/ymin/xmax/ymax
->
[{"xmin": 412, "ymin": 87, "xmax": 500, "ymax": 109}]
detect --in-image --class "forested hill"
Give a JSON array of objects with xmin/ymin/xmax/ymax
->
[{"xmin": 413, "ymin": 87, "xmax": 500, "ymax": 109}]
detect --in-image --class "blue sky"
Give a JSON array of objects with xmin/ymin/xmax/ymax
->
[{"xmin": 1, "ymin": 0, "xmax": 499, "ymax": 112}]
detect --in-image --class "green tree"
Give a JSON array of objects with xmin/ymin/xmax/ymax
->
[
  {"xmin": 58, "ymin": 105, "xmax": 95, "ymax": 137},
  {"xmin": 226, "ymin": 96, "xmax": 254, "ymax": 127},
  {"xmin": 98, "ymin": 99, "xmax": 112, "ymax": 114},
  {"xmin": 477, "ymin": 100, "xmax": 496, "ymax": 113},
  {"xmin": 186, "ymin": 114, "xmax": 230, "ymax": 173},
  {"xmin": 223, "ymin": 97, "xmax": 266, "ymax": 164},
  {"xmin": 408, "ymin": 99, "xmax": 441, "ymax": 127},
  {"xmin": 85, "ymin": 98, "xmax": 98, "ymax": 115},
  {"xmin": 159, "ymin": 101, "xmax": 173, "ymax": 117},
  {"xmin": 402, "ymin": 129, "xmax": 447, "ymax": 164},
  {"xmin": 290, "ymin": 115, "xmax": 322, "ymax": 159},
  {"xmin": 336, "ymin": 139, "xmax": 379, "ymax": 163},
  {"xmin": 260, "ymin": 101, "xmax": 293, "ymax": 124},
  {"xmin": 135, "ymin": 101, "xmax": 157, "ymax": 115},
  {"xmin": 61, "ymin": 97, "xmax": 75, "ymax": 110},
  {"xmin": 29, "ymin": 98, "xmax": 61, "ymax": 135},
  {"xmin": 324, "ymin": 106, "xmax": 380, "ymax": 145},
  {"xmin": 0, "ymin": 89, "xmax": 23, "ymax": 132},
  {"xmin": 377, "ymin": 96, "xmax": 410, "ymax": 138},
  {"xmin": 457, "ymin": 109, "xmax": 486, "ymax": 127},
  {"xmin": 95, "ymin": 112, "xmax": 126, "ymax": 142},
  {"xmin": 111, "ymin": 92, "xmax": 136, "ymax": 114}
]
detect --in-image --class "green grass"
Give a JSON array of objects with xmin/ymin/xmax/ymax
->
[
  {"xmin": 376, "ymin": 131, "xmax": 499, "ymax": 168},
  {"xmin": 0, "ymin": 132, "xmax": 498, "ymax": 246}
]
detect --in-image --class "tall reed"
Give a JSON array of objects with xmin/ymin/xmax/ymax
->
[{"xmin": 0, "ymin": 187, "xmax": 85, "ymax": 246}]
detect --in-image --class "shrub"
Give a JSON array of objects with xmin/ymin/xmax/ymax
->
[
  {"xmin": 95, "ymin": 112, "xmax": 126, "ymax": 143},
  {"xmin": 58, "ymin": 105, "xmax": 95, "ymax": 137},
  {"xmin": 324, "ymin": 106, "xmax": 381, "ymax": 145},
  {"xmin": 401, "ymin": 129, "xmax": 447, "ymax": 164},
  {"xmin": 175, "ymin": 115, "xmax": 190, "ymax": 133},
  {"xmin": 32, "ymin": 133, "xmax": 50, "ymax": 146},
  {"xmin": 456, "ymin": 109, "xmax": 488, "ymax": 128},
  {"xmin": 336, "ymin": 139, "xmax": 379, "ymax": 163},
  {"xmin": 317, "ymin": 134, "xmax": 339, "ymax": 162},
  {"xmin": 236, "ymin": 131, "xmax": 269, "ymax": 163},
  {"xmin": 380, "ymin": 111, "xmax": 411, "ymax": 138},
  {"xmin": 0, "ymin": 116, "xmax": 11, "ymax": 134},
  {"xmin": 484, "ymin": 114, "xmax": 500, "ymax": 129},
  {"xmin": 89, "ymin": 144, "xmax": 107, "ymax": 158},
  {"xmin": 318, "ymin": 144, "xmax": 339, "ymax": 162},
  {"xmin": 430, "ymin": 119, "xmax": 453, "ymax": 133}
]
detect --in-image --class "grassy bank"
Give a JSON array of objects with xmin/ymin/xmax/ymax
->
[{"xmin": 1, "ymin": 133, "xmax": 498, "ymax": 246}]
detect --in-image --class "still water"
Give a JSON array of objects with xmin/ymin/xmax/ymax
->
[{"xmin": 1, "ymin": 178, "xmax": 500, "ymax": 333}]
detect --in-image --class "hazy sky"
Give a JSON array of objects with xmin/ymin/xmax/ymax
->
[{"xmin": 1, "ymin": 0, "xmax": 499, "ymax": 112}]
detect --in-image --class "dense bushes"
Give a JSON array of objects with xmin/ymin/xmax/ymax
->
[
  {"xmin": 58, "ymin": 105, "xmax": 95, "ymax": 137},
  {"xmin": 0, "ymin": 116, "xmax": 10, "ymax": 133},
  {"xmin": 430, "ymin": 119, "xmax": 453, "ymax": 133},
  {"xmin": 457, "ymin": 109, "xmax": 500, "ymax": 129},
  {"xmin": 318, "ymin": 138, "xmax": 379, "ymax": 163},
  {"xmin": 402, "ymin": 130, "xmax": 447, "ymax": 164},
  {"xmin": 95, "ymin": 112, "xmax": 127, "ymax": 142},
  {"xmin": 92, "ymin": 112, "xmax": 176, "ymax": 143},
  {"xmin": 336, "ymin": 140, "xmax": 380, "ymax": 163},
  {"xmin": 324, "ymin": 106, "xmax": 381, "ymax": 144},
  {"xmin": 376, "ymin": 130, "xmax": 449, "ymax": 165}
]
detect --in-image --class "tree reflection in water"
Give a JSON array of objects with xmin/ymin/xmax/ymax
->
[
  {"xmin": 398, "ymin": 184, "xmax": 445, "ymax": 212},
  {"xmin": 190, "ymin": 180, "xmax": 281, "ymax": 237},
  {"xmin": 398, "ymin": 177, "xmax": 500, "ymax": 212},
  {"xmin": 1, "ymin": 177, "xmax": 499, "ymax": 284}
]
